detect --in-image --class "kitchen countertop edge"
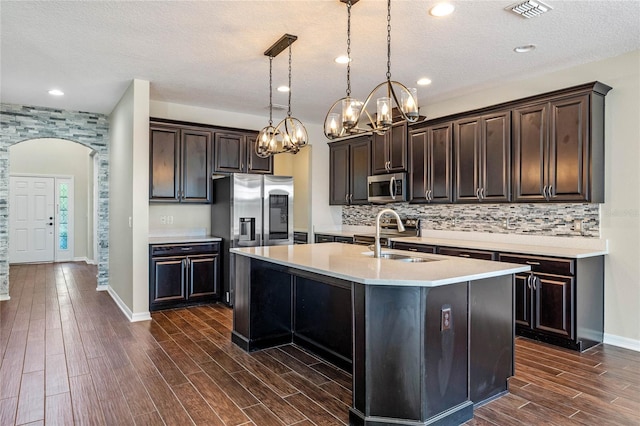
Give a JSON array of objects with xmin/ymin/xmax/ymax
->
[{"xmin": 149, "ymin": 235, "xmax": 223, "ymax": 245}]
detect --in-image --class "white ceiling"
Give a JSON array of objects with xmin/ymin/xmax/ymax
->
[{"xmin": 2, "ymin": 1, "xmax": 639, "ymax": 125}]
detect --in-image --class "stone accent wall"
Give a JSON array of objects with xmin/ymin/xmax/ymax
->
[
  {"xmin": 343, "ymin": 203, "xmax": 600, "ymax": 238},
  {"xmin": 0, "ymin": 104, "xmax": 110, "ymax": 296}
]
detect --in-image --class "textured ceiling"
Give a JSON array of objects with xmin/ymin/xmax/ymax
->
[{"xmin": 2, "ymin": 1, "xmax": 639, "ymax": 125}]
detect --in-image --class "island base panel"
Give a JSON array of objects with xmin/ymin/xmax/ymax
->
[{"xmin": 349, "ymin": 401, "xmax": 473, "ymax": 426}]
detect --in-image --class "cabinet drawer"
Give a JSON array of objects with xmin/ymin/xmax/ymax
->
[
  {"xmin": 438, "ymin": 247, "xmax": 496, "ymax": 260},
  {"xmin": 315, "ymin": 234, "xmax": 335, "ymax": 243},
  {"xmin": 151, "ymin": 242, "xmax": 220, "ymax": 257},
  {"xmin": 392, "ymin": 242, "xmax": 436, "ymax": 254},
  {"xmin": 335, "ymin": 236, "xmax": 354, "ymax": 244},
  {"xmin": 498, "ymin": 253, "xmax": 574, "ymax": 276}
]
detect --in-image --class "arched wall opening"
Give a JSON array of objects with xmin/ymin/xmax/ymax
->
[{"xmin": 0, "ymin": 105, "xmax": 110, "ymax": 299}]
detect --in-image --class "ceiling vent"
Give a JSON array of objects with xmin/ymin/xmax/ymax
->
[{"xmin": 507, "ymin": 0, "xmax": 552, "ymax": 18}]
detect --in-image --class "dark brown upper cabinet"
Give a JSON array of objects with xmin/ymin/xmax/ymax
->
[
  {"xmin": 150, "ymin": 124, "xmax": 212, "ymax": 203},
  {"xmin": 409, "ymin": 124, "xmax": 452, "ymax": 203},
  {"xmin": 513, "ymin": 82, "xmax": 611, "ymax": 203},
  {"xmin": 454, "ymin": 111, "xmax": 511, "ymax": 203},
  {"xmin": 372, "ymin": 121, "xmax": 407, "ymax": 174},
  {"xmin": 213, "ymin": 131, "xmax": 273, "ymax": 175},
  {"xmin": 329, "ymin": 136, "xmax": 371, "ymax": 205}
]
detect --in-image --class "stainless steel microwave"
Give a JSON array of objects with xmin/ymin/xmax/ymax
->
[{"xmin": 367, "ymin": 173, "xmax": 407, "ymax": 203}]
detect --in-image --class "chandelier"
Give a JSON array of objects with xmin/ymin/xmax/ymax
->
[
  {"xmin": 324, "ymin": 0, "xmax": 420, "ymax": 140},
  {"xmin": 256, "ymin": 34, "xmax": 309, "ymax": 158}
]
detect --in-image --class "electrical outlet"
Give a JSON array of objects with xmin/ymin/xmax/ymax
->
[
  {"xmin": 160, "ymin": 215, "xmax": 166, "ymax": 224},
  {"xmin": 441, "ymin": 307, "xmax": 452, "ymax": 331},
  {"xmin": 168, "ymin": 215, "xmax": 174, "ymax": 225}
]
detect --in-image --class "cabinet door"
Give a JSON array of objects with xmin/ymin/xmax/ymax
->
[
  {"xmin": 513, "ymin": 103, "xmax": 548, "ymax": 202},
  {"xmin": 429, "ymin": 123, "xmax": 453, "ymax": 203},
  {"xmin": 388, "ymin": 122, "xmax": 407, "ymax": 172},
  {"xmin": 482, "ymin": 112, "xmax": 511, "ymax": 202},
  {"xmin": 534, "ymin": 273, "xmax": 574, "ymax": 339},
  {"xmin": 150, "ymin": 126, "xmax": 180, "ymax": 202},
  {"xmin": 181, "ymin": 129, "xmax": 212, "ymax": 203},
  {"xmin": 214, "ymin": 132, "xmax": 245, "ymax": 173},
  {"xmin": 549, "ymin": 95, "xmax": 589, "ymax": 201},
  {"xmin": 246, "ymin": 132, "xmax": 273, "ymax": 174},
  {"xmin": 514, "ymin": 273, "xmax": 533, "ymax": 329},
  {"xmin": 454, "ymin": 118, "xmax": 481, "ymax": 202},
  {"xmin": 409, "ymin": 130, "xmax": 427, "ymax": 202},
  {"xmin": 371, "ymin": 133, "xmax": 389, "ymax": 174},
  {"xmin": 350, "ymin": 137, "xmax": 372, "ymax": 204},
  {"xmin": 188, "ymin": 255, "xmax": 219, "ymax": 300},
  {"xmin": 151, "ymin": 257, "xmax": 186, "ymax": 305},
  {"xmin": 329, "ymin": 142, "xmax": 350, "ymax": 205}
]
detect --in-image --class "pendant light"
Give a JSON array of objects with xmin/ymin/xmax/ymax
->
[
  {"xmin": 324, "ymin": 0, "xmax": 420, "ymax": 140},
  {"xmin": 256, "ymin": 34, "xmax": 309, "ymax": 158}
]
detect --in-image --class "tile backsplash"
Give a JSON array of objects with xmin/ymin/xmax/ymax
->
[{"xmin": 343, "ymin": 203, "xmax": 600, "ymax": 238}]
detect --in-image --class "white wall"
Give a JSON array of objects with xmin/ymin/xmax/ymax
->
[
  {"xmin": 9, "ymin": 138, "xmax": 93, "ymax": 260},
  {"xmin": 423, "ymin": 50, "xmax": 640, "ymax": 346},
  {"xmin": 109, "ymin": 79, "xmax": 150, "ymax": 320}
]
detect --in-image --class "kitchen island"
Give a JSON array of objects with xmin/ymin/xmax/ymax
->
[{"xmin": 231, "ymin": 243, "xmax": 530, "ymax": 426}]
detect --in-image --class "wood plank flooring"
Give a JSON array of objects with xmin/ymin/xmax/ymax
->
[{"xmin": 0, "ymin": 262, "xmax": 638, "ymax": 425}]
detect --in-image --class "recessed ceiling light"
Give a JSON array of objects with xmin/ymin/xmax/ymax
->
[
  {"xmin": 335, "ymin": 55, "xmax": 352, "ymax": 64},
  {"xmin": 429, "ymin": 3, "xmax": 455, "ymax": 17},
  {"xmin": 277, "ymin": 86, "xmax": 290, "ymax": 92},
  {"xmin": 48, "ymin": 89, "xmax": 64, "ymax": 96},
  {"xmin": 514, "ymin": 44, "xmax": 536, "ymax": 53},
  {"xmin": 417, "ymin": 78, "xmax": 432, "ymax": 86}
]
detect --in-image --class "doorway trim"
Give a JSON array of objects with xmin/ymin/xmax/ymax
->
[{"xmin": 0, "ymin": 104, "xmax": 110, "ymax": 301}]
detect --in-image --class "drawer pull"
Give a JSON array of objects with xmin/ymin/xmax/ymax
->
[
  {"xmin": 181, "ymin": 247, "xmax": 193, "ymax": 251},
  {"xmin": 526, "ymin": 261, "xmax": 540, "ymax": 265},
  {"xmin": 459, "ymin": 254, "xmax": 470, "ymax": 258},
  {"xmin": 408, "ymin": 248, "xmax": 418, "ymax": 252}
]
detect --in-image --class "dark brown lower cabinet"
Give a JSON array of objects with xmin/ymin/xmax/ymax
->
[
  {"xmin": 150, "ymin": 242, "xmax": 220, "ymax": 311},
  {"xmin": 314, "ymin": 234, "xmax": 353, "ymax": 244},
  {"xmin": 438, "ymin": 247, "xmax": 496, "ymax": 260},
  {"xmin": 499, "ymin": 253, "xmax": 603, "ymax": 351}
]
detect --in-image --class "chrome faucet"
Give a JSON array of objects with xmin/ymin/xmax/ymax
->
[{"xmin": 374, "ymin": 208, "xmax": 405, "ymax": 258}]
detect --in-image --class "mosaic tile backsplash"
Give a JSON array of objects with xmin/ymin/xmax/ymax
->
[{"xmin": 343, "ymin": 203, "xmax": 600, "ymax": 238}]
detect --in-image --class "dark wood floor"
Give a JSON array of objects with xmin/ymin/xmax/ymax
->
[{"xmin": 0, "ymin": 262, "xmax": 638, "ymax": 425}]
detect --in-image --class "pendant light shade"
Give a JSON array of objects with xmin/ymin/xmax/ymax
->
[
  {"xmin": 324, "ymin": 0, "xmax": 421, "ymax": 140},
  {"xmin": 256, "ymin": 34, "xmax": 309, "ymax": 158}
]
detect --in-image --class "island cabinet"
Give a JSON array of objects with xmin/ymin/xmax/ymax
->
[
  {"xmin": 409, "ymin": 123, "xmax": 453, "ymax": 203},
  {"xmin": 329, "ymin": 136, "xmax": 371, "ymax": 205},
  {"xmin": 454, "ymin": 111, "xmax": 511, "ymax": 203},
  {"xmin": 371, "ymin": 121, "xmax": 407, "ymax": 174},
  {"xmin": 498, "ymin": 253, "xmax": 603, "ymax": 351},
  {"xmin": 149, "ymin": 242, "xmax": 221, "ymax": 311},
  {"xmin": 314, "ymin": 233, "xmax": 353, "ymax": 244},
  {"xmin": 213, "ymin": 131, "xmax": 273, "ymax": 174},
  {"xmin": 149, "ymin": 124, "xmax": 213, "ymax": 203},
  {"xmin": 512, "ymin": 82, "xmax": 611, "ymax": 202},
  {"xmin": 438, "ymin": 246, "xmax": 496, "ymax": 261}
]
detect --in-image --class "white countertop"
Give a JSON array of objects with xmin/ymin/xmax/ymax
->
[
  {"xmin": 391, "ymin": 235, "xmax": 607, "ymax": 259},
  {"xmin": 149, "ymin": 235, "xmax": 222, "ymax": 245},
  {"xmin": 231, "ymin": 243, "xmax": 530, "ymax": 287}
]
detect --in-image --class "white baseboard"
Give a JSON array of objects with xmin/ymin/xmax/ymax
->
[
  {"xmin": 106, "ymin": 286, "xmax": 151, "ymax": 323},
  {"xmin": 96, "ymin": 285, "xmax": 109, "ymax": 292},
  {"xmin": 603, "ymin": 333, "xmax": 640, "ymax": 352},
  {"xmin": 0, "ymin": 294, "xmax": 10, "ymax": 301}
]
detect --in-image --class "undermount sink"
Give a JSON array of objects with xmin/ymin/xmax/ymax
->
[{"xmin": 362, "ymin": 252, "xmax": 438, "ymax": 263}]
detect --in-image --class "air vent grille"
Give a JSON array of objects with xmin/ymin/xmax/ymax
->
[{"xmin": 507, "ymin": 0, "xmax": 552, "ymax": 18}]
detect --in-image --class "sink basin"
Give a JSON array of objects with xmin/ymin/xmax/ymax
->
[{"xmin": 362, "ymin": 252, "xmax": 439, "ymax": 263}]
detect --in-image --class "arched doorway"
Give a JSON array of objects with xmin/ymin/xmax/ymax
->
[
  {"xmin": 9, "ymin": 138, "xmax": 95, "ymax": 264},
  {"xmin": 0, "ymin": 105, "xmax": 110, "ymax": 299}
]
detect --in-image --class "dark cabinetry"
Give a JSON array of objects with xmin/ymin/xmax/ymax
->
[
  {"xmin": 498, "ymin": 253, "xmax": 603, "ymax": 351},
  {"xmin": 438, "ymin": 247, "xmax": 496, "ymax": 261},
  {"xmin": 409, "ymin": 124, "xmax": 453, "ymax": 203},
  {"xmin": 454, "ymin": 111, "xmax": 511, "ymax": 202},
  {"xmin": 513, "ymin": 83, "xmax": 610, "ymax": 202},
  {"xmin": 391, "ymin": 241, "xmax": 436, "ymax": 253},
  {"xmin": 150, "ymin": 124, "xmax": 212, "ymax": 203},
  {"xmin": 213, "ymin": 131, "xmax": 272, "ymax": 174},
  {"xmin": 372, "ymin": 121, "xmax": 407, "ymax": 174},
  {"xmin": 329, "ymin": 136, "xmax": 371, "ymax": 205},
  {"xmin": 314, "ymin": 234, "xmax": 353, "ymax": 244},
  {"xmin": 149, "ymin": 242, "xmax": 220, "ymax": 311},
  {"xmin": 293, "ymin": 232, "xmax": 308, "ymax": 244}
]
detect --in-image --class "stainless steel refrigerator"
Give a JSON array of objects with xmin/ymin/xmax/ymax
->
[{"xmin": 211, "ymin": 174, "xmax": 293, "ymax": 305}]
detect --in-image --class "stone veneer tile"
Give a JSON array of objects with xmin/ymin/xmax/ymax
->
[
  {"xmin": 0, "ymin": 104, "xmax": 110, "ymax": 296},
  {"xmin": 343, "ymin": 203, "xmax": 600, "ymax": 238}
]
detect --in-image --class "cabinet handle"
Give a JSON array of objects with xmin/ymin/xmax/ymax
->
[
  {"xmin": 425, "ymin": 189, "xmax": 429, "ymax": 201},
  {"xmin": 548, "ymin": 185, "xmax": 553, "ymax": 199},
  {"xmin": 428, "ymin": 189, "xmax": 433, "ymax": 201},
  {"xmin": 542, "ymin": 185, "xmax": 548, "ymax": 200},
  {"xmin": 481, "ymin": 188, "xmax": 485, "ymax": 199},
  {"xmin": 345, "ymin": 194, "xmax": 349, "ymax": 203},
  {"xmin": 408, "ymin": 248, "xmax": 418, "ymax": 252},
  {"xmin": 475, "ymin": 188, "xmax": 481, "ymax": 201},
  {"xmin": 459, "ymin": 253, "xmax": 470, "ymax": 258},
  {"xmin": 241, "ymin": 162, "xmax": 244, "ymax": 171},
  {"xmin": 349, "ymin": 194, "xmax": 353, "ymax": 203},
  {"xmin": 526, "ymin": 261, "xmax": 540, "ymax": 265},
  {"xmin": 532, "ymin": 276, "xmax": 538, "ymax": 290},
  {"xmin": 527, "ymin": 274, "xmax": 532, "ymax": 289},
  {"xmin": 181, "ymin": 247, "xmax": 193, "ymax": 251}
]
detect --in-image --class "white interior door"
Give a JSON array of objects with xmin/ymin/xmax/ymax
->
[{"xmin": 9, "ymin": 176, "xmax": 55, "ymax": 263}]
